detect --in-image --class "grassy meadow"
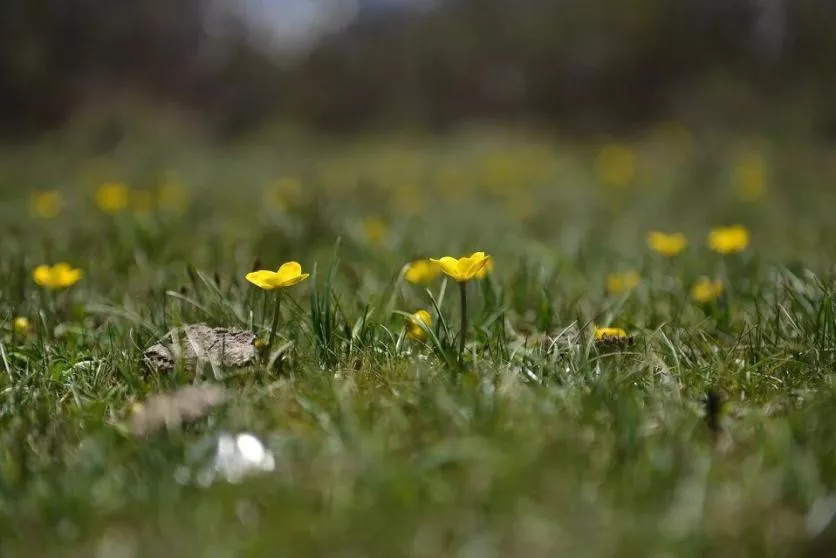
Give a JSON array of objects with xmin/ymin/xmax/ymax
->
[{"xmin": 2, "ymin": 120, "xmax": 836, "ymax": 557}]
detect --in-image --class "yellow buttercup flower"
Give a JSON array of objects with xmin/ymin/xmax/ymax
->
[
  {"xmin": 708, "ymin": 225, "xmax": 750, "ymax": 255},
  {"xmin": 33, "ymin": 263, "xmax": 83, "ymax": 290},
  {"xmin": 13, "ymin": 316, "xmax": 31, "ymax": 335},
  {"xmin": 594, "ymin": 326, "xmax": 629, "ymax": 341},
  {"xmin": 606, "ymin": 270, "xmax": 640, "ymax": 295},
  {"xmin": 263, "ymin": 177, "xmax": 304, "ymax": 212},
  {"xmin": 475, "ymin": 256, "xmax": 493, "ymax": 279},
  {"xmin": 691, "ymin": 277, "xmax": 724, "ymax": 303},
  {"xmin": 406, "ymin": 310, "xmax": 433, "ymax": 341},
  {"xmin": 262, "ymin": 178, "xmax": 302, "ymax": 212},
  {"xmin": 95, "ymin": 182, "xmax": 129, "ymax": 214},
  {"xmin": 647, "ymin": 231, "xmax": 687, "ymax": 257},
  {"xmin": 404, "ymin": 260, "xmax": 440, "ymax": 284},
  {"xmin": 29, "ymin": 190, "xmax": 63, "ymax": 219},
  {"xmin": 593, "ymin": 326, "xmax": 632, "ymax": 348},
  {"xmin": 596, "ymin": 143, "xmax": 636, "ymax": 187},
  {"xmin": 245, "ymin": 261, "xmax": 309, "ymax": 290},
  {"xmin": 362, "ymin": 217, "xmax": 388, "ymax": 247},
  {"xmin": 431, "ymin": 252, "xmax": 491, "ymax": 283}
]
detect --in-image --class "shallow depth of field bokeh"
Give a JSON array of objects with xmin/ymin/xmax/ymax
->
[{"xmin": 3, "ymin": 2, "xmax": 836, "ymax": 557}]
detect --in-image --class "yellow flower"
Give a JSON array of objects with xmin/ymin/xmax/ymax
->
[
  {"xmin": 594, "ymin": 326, "xmax": 629, "ymax": 341},
  {"xmin": 708, "ymin": 225, "xmax": 750, "ymax": 255},
  {"xmin": 29, "ymin": 190, "xmax": 63, "ymax": 219},
  {"xmin": 596, "ymin": 144, "xmax": 637, "ymax": 187},
  {"xmin": 362, "ymin": 217, "xmax": 388, "ymax": 247},
  {"xmin": 593, "ymin": 326, "xmax": 632, "ymax": 348},
  {"xmin": 245, "ymin": 261, "xmax": 309, "ymax": 290},
  {"xmin": 263, "ymin": 177, "xmax": 303, "ymax": 212},
  {"xmin": 475, "ymin": 256, "xmax": 493, "ymax": 279},
  {"xmin": 430, "ymin": 252, "xmax": 491, "ymax": 283},
  {"xmin": 732, "ymin": 151, "xmax": 766, "ymax": 202},
  {"xmin": 606, "ymin": 270, "xmax": 640, "ymax": 294},
  {"xmin": 95, "ymin": 182, "xmax": 129, "ymax": 214},
  {"xmin": 647, "ymin": 231, "xmax": 687, "ymax": 257},
  {"xmin": 406, "ymin": 310, "xmax": 433, "ymax": 341},
  {"xmin": 691, "ymin": 277, "xmax": 724, "ymax": 303},
  {"xmin": 404, "ymin": 260, "xmax": 440, "ymax": 284},
  {"xmin": 13, "ymin": 316, "xmax": 30, "ymax": 335},
  {"xmin": 33, "ymin": 263, "xmax": 83, "ymax": 289}
]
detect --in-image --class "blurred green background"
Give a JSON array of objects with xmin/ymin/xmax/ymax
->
[
  {"xmin": 3, "ymin": 0, "xmax": 836, "ymax": 139},
  {"xmin": 7, "ymin": 4, "xmax": 836, "ymax": 557}
]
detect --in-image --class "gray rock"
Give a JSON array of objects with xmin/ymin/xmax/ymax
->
[{"xmin": 143, "ymin": 324, "xmax": 257, "ymax": 372}]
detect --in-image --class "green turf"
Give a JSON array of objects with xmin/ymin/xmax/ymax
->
[{"xmin": 2, "ymin": 123, "xmax": 836, "ymax": 557}]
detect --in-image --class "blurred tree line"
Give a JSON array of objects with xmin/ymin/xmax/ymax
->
[{"xmin": 2, "ymin": 0, "xmax": 836, "ymax": 139}]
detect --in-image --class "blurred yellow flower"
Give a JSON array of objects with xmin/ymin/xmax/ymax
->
[
  {"xmin": 33, "ymin": 262, "xmax": 83, "ymax": 290},
  {"xmin": 594, "ymin": 327, "xmax": 629, "ymax": 341},
  {"xmin": 606, "ymin": 270, "xmax": 640, "ymax": 294},
  {"xmin": 596, "ymin": 144, "xmax": 636, "ymax": 187},
  {"xmin": 29, "ymin": 190, "xmax": 63, "ymax": 219},
  {"xmin": 647, "ymin": 231, "xmax": 687, "ymax": 257},
  {"xmin": 95, "ymin": 182, "xmax": 129, "ymax": 214},
  {"xmin": 431, "ymin": 252, "xmax": 491, "ymax": 283},
  {"xmin": 158, "ymin": 173, "xmax": 189, "ymax": 213},
  {"xmin": 362, "ymin": 217, "xmax": 388, "ymax": 247},
  {"xmin": 13, "ymin": 316, "xmax": 30, "ymax": 335},
  {"xmin": 708, "ymin": 225, "xmax": 750, "ymax": 255},
  {"xmin": 732, "ymin": 151, "xmax": 766, "ymax": 202},
  {"xmin": 404, "ymin": 260, "xmax": 440, "ymax": 284},
  {"xmin": 406, "ymin": 310, "xmax": 433, "ymax": 341},
  {"xmin": 131, "ymin": 189, "xmax": 154, "ymax": 214},
  {"xmin": 691, "ymin": 277, "xmax": 724, "ymax": 303},
  {"xmin": 263, "ymin": 177, "xmax": 302, "ymax": 212},
  {"xmin": 245, "ymin": 261, "xmax": 309, "ymax": 290}
]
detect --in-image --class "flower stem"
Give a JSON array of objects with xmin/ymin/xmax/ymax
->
[
  {"xmin": 458, "ymin": 281, "xmax": 467, "ymax": 366},
  {"xmin": 266, "ymin": 291, "xmax": 282, "ymax": 356}
]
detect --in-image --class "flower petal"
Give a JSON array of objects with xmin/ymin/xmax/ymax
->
[
  {"xmin": 406, "ymin": 310, "xmax": 432, "ymax": 341},
  {"xmin": 274, "ymin": 273, "xmax": 310, "ymax": 288},
  {"xmin": 272, "ymin": 262, "xmax": 308, "ymax": 287},
  {"xmin": 53, "ymin": 262, "xmax": 73, "ymax": 274},
  {"xmin": 404, "ymin": 260, "xmax": 439, "ymax": 284},
  {"xmin": 275, "ymin": 261, "xmax": 302, "ymax": 279},
  {"xmin": 61, "ymin": 267, "xmax": 82, "ymax": 287},
  {"xmin": 431, "ymin": 257, "xmax": 464, "ymax": 282},
  {"xmin": 462, "ymin": 254, "xmax": 490, "ymax": 280},
  {"xmin": 245, "ymin": 270, "xmax": 278, "ymax": 290},
  {"xmin": 33, "ymin": 265, "xmax": 52, "ymax": 287}
]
